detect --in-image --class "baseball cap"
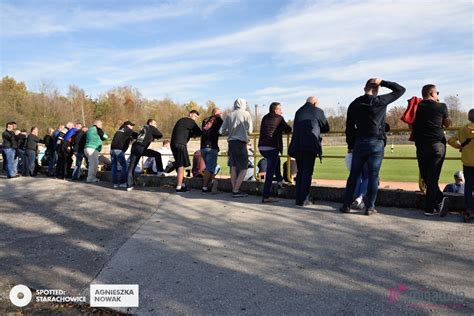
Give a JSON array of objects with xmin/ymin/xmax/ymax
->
[
  {"xmin": 123, "ymin": 120, "xmax": 135, "ymax": 126},
  {"xmin": 454, "ymin": 170, "xmax": 464, "ymax": 179}
]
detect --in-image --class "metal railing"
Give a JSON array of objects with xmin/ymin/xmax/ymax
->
[{"xmin": 82, "ymin": 127, "xmax": 462, "ymax": 190}]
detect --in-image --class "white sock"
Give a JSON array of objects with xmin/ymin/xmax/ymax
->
[
  {"xmin": 176, "ymin": 186, "xmax": 181, "ymax": 190},
  {"xmin": 356, "ymin": 196, "xmax": 363, "ymax": 203}
]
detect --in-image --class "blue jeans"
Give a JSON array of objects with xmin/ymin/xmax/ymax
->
[
  {"xmin": 17, "ymin": 149, "xmax": 28, "ymax": 176},
  {"xmin": 354, "ymin": 162, "xmax": 369, "ymax": 199},
  {"xmin": 201, "ymin": 147, "xmax": 218, "ymax": 174},
  {"xmin": 261, "ymin": 149, "xmax": 283, "ymax": 198},
  {"xmin": 72, "ymin": 152, "xmax": 85, "ymax": 180},
  {"xmin": 3, "ymin": 148, "xmax": 16, "ymax": 177},
  {"xmin": 111, "ymin": 149, "xmax": 127, "ymax": 184},
  {"xmin": 26, "ymin": 149, "xmax": 36, "ymax": 175},
  {"xmin": 48, "ymin": 150, "xmax": 57, "ymax": 175},
  {"xmin": 344, "ymin": 138, "xmax": 384, "ymax": 209}
]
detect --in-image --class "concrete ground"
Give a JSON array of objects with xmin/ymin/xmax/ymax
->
[{"xmin": 0, "ymin": 176, "xmax": 473, "ymax": 315}]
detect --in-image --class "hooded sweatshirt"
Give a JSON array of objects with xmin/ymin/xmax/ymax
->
[
  {"xmin": 219, "ymin": 98, "xmax": 253, "ymax": 142},
  {"xmin": 448, "ymin": 123, "xmax": 474, "ymax": 167}
]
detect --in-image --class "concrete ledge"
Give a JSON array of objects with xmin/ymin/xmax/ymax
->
[{"xmin": 98, "ymin": 172, "xmax": 466, "ymax": 212}]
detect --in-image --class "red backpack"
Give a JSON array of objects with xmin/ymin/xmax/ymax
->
[{"xmin": 401, "ymin": 96, "xmax": 422, "ymax": 141}]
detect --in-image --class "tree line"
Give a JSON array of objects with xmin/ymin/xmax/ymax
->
[{"xmin": 0, "ymin": 76, "xmax": 469, "ymax": 137}]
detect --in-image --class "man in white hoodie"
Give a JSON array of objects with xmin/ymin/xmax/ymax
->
[{"xmin": 219, "ymin": 98, "xmax": 253, "ymax": 197}]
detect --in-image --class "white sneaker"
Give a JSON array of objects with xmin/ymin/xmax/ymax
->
[
  {"xmin": 119, "ymin": 183, "xmax": 127, "ymax": 188},
  {"xmin": 156, "ymin": 172, "xmax": 165, "ymax": 177},
  {"xmin": 126, "ymin": 187, "xmax": 134, "ymax": 192},
  {"xmin": 113, "ymin": 184, "xmax": 119, "ymax": 188},
  {"xmin": 87, "ymin": 178, "xmax": 100, "ymax": 183}
]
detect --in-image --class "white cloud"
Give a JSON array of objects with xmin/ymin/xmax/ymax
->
[
  {"xmin": 112, "ymin": 0, "xmax": 473, "ymax": 65},
  {"xmin": 0, "ymin": 0, "xmax": 233, "ymax": 36}
]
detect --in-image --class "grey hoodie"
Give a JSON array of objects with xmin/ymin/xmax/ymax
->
[{"xmin": 219, "ymin": 98, "xmax": 253, "ymax": 142}]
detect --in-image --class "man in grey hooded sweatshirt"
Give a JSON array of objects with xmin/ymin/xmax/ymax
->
[{"xmin": 219, "ymin": 98, "xmax": 253, "ymax": 197}]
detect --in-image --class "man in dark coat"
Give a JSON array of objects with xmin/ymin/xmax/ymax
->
[{"xmin": 288, "ymin": 96, "xmax": 329, "ymax": 206}]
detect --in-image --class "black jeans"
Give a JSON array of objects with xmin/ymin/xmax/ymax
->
[
  {"xmin": 464, "ymin": 165, "xmax": 474, "ymax": 210},
  {"xmin": 127, "ymin": 145, "xmax": 163, "ymax": 187},
  {"xmin": 416, "ymin": 142, "xmax": 446, "ymax": 211},
  {"xmin": 294, "ymin": 151, "xmax": 317, "ymax": 205},
  {"xmin": 56, "ymin": 149, "xmax": 67, "ymax": 179}
]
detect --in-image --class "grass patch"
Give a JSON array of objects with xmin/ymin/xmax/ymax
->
[{"xmin": 216, "ymin": 144, "xmax": 462, "ymax": 183}]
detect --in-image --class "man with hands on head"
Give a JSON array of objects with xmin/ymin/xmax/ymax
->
[{"xmin": 340, "ymin": 78, "xmax": 405, "ymax": 215}]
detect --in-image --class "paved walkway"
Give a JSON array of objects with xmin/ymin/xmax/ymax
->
[{"xmin": 0, "ymin": 177, "xmax": 472, "ymax": 315}]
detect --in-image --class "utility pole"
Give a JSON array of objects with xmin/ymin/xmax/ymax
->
[
  {"xmin": 255, "ymin": 104, "xmax": 259, "ymax": 131},
  {"xmin": 81, "ymin": 94, "xmax": 86, "ymax": 125}
]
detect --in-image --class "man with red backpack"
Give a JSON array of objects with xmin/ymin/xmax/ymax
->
[
  {"xmin": 200, "ymin": 108, "xmax": 223, "ymax": 193},
  {"xmin": 413, "ymin": 84, "xmax": 452, "ymax": 216}
]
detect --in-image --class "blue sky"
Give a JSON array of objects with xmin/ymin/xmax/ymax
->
[{"xmin": 1, "ymin": 0, "xmax": 473, "ymax": 119}]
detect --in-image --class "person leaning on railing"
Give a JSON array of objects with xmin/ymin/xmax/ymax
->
[
  {"xmin": 219, "ymin": 98, "xmax": 253, "ymax": 198},
  {"xmin": 288, "ymin": 96, "xmax": 330, "ymax": 207},
  {"xmin": 412, "ymin": 84, "xmax": 451, "ymax": 217},
  {"xmin": 258, "ymin": 102, "xmax": 292, "ymax": 203},
  {"xmin": 448, "ymin": 109, "xmax": 474, "ymax": 222}
]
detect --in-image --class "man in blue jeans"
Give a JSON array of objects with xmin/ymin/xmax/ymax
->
[
  {"xmin": 258, "ymin": 102, "xmax": 292, "ymax": 203},
  {"xmin": 110, "ymin": 121, "xmax": 137, "ymax": 188},
  {"xmin": 2, "ymin": 122, "xmax": 17, "ymax": 178},
  {"xmin": 340, "ymin": 78, "xmax": 405, "ymax": 215},
  {"xmin": 200, "ymin": 108, "xmax": 223, "ymax": 193}
]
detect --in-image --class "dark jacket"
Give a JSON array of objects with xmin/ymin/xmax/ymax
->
[
  {"xmin": 171, "ymin": 117, "xmax": 202, "ymax": 145},
  {"xmin": 73, "ymin": 130, "xmax": 87, "ymax": 154},
  {"xmin": 413, "ymin": 99, "xmax": 449, "ymax": 145},
  {"xmin": 2, "ymin": 130, "xmax": 16, "ymax": 148},
  {"xmin": 25, "ymin": 134, "xmax": 41, "ymax": 151},
  {"xmin": 133, "ymin": 125, "xmax": 163, "ymax": 150},
  {"xmin": 200, "ymin": 115, "xmax": 223, "ymax": 150},
  {"xmin": 345, "ymin": 80, "xmax": 405, "ymax": 150},
  {"xmin": 43, "ymin": 134, "xmax": 54, "ymax": 152},
  {"xmin": 258, "ymin": 112, "xmax": 292, "ymax": 153},
  {"xmin": 111, "ymin": 126, "xmax": 138, "ymax": 152},
  {"xmin": 16, "ymin": 134, "xmax": 26, "ymax": 150},
  {"xmin": 288, "ymin": 103, "xmax": 329, "ymax": 158}
]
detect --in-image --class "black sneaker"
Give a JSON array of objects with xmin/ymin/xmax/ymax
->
[
  {"xmin": 365, "ymin": 207, "xmax": 378, "ymax": 216},
  {"xmin": 232, "ymin": 191, "xmax": 248, "ymax": 198},
  {"xmin": 176, "ymin": 186, "xmax": 189, "ymax": 193},
  {"xmin": 439, "ymin": 197, "xmax": 449, "ymax": 217},
  {"xmin": 339, "ymin": 205, "xmax": 351, "ymax": 213},
  {"xmin": 202, "ymin": 188, "xmax": 212, "ymax": 194}
]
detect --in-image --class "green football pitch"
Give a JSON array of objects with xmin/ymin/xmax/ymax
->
[{"xmin": 217, "ymin": 145, "xmax": 462, "ymax": 183}]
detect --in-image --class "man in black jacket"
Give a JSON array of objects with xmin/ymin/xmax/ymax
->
[
  {"xmin": 2, "ymin": 122, "xmax": 17, "ymax": 178},
  {"xmin": 71, "ymin": 126, "xmax": 88, "ymax": 180},
  {"xmin": 127, "ymin": 119, "xmax": 163, "ymax": 191},
  {"xmin": 111, "ymin": 121, "xmax": 137, "ymax": 188},
  {"xmin": 171, "ymin": 110, "xmax": 202, "ymax": 193},
  {"xmin": 258, "ymin": 102, "xmax": 292, "ymax": 203},
  {"xmin": 25, "ymin": 126, "xmax": 42, "ymax": 176},
  {"xmin": 340, "ymin": 78, "xmax": 405, "ymax": 215},
  {"xmin": 16, "ymin": 129, "xmax": 28, "ymax": 176},
  {"xmin": 413, "ymin": 84, "xmax": 451, "ymax": 216},
  {"xmin": 288, "ymin": 96, "xmax": 330, "ymax": 206},
  {"xmin": 200, "ymin": 108, "xmax": 223, "ymax": 194}
]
